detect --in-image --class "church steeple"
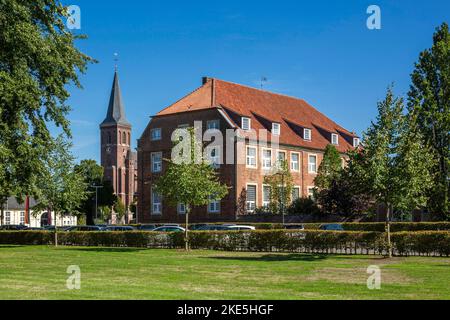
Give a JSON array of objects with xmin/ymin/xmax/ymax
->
[{"xmin": 100, "ymin": 71, "xmax": 130, "ymax": 127}]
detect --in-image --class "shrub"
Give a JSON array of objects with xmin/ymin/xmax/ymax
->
[{"xmin": 287, "ymin": 197, "xmax": 321, "ymax": 215}]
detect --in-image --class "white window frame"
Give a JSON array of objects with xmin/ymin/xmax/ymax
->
[
  {"xmin": 242, "ymin": 117, "xmax": 251, "ymax": 131},
  {"xmin": 177, "ymin": 203, "xmax": 186, "ymax": 215},
  {"xmin": 353, "ymin": 137, "xmax": 360, "ymax": 148},
  {"xmin": 150, "ymin": 128, "xmax": 161, "ymax": 141},
  {"xmin": 207, "ymin": 120, "xmax": 220, "ymax": 131},
  {"xmin": 207, "ymin": 146, "xmax": 220, "ymax": 169},
  {"xmin": 276, "ymin": 150, "xmax": 286, "ymax": 168},
  {"xmin": 246, "ymin": 145, "xmax": 257, "ymax": 168},
  {"xmin": 290, "ymin": 152, "xmax": 300, "ymax": 172},
  {"xmin": 292, "ymin": 186, "xmax": 301, "ymax": 202},
  {"xmin": 151, "ymin": 189, "xmax": 162, "ymax": 215},
  {"xmin": 308, "ymin": 154, "xmax": 317, "ymax": 174},
  {"xmin": 246, "ymin": 183, "xmax": 258, "ymax": 213},
  {"xmin": 262, "ymin": 184, "xmax": 271, "ymax": 209},
  {"xmin": 304, "ymin": 128, "xmax": 312, "ymax": 141},
  {"xmin": 272, "ymin": 123, "xmax": 280, "ymax": 135},
  {"xmin": 331, "ymin": 133, "xmax": 339, "ymax": 145},
  {"xmin": 151, "ymin": 152, "xmax": 162, "ymax": 173},
  {"xmin": 5, "ymin": 211, "xmax": 11, "ymax": 225},
  {"xmin": 262, "ymin": 148, "xmax": 272, "ymax": 170},
  {"xmin": 208, "ymin": 196, "xmax": 220, "ymax": 214},
  {"xmin": 20, "ymin": 211, "xmax": 25, "ymax": 224},
  {"xmin": 307, "ymin": 186, "xmax": 316, "ymax": 200}
]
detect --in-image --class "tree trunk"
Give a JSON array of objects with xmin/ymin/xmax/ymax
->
[
  {"xmin": 185, "ymin": 206, "xmax": 190, "ymax": 251},
  {"xmin": 0, "ymin": 202, "xmax": 4, "ymax": 226},
  {"xmin": 53, "ymin": 208, "xmax": 58, "ymax": 247},
  {"xmin": 386, "ymin": 203, "xmax": 392, "ymax": 258}
]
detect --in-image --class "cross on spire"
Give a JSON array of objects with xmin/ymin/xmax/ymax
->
[{"xmin": 114, "ymin": 52, "xmax": 119, "ymax": 72}]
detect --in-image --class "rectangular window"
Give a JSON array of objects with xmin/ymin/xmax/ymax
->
[
  {"xmin": 304, "ymin": 128, "xmax": 312, "ymax": 141},
  {"xmin": 246, "ymin": 146, "xmax": 257, "ymax": 168},
  {"xmin": 276, "ymin": 150, "xmax": 286, "ymax": 168},
  {"xmin": 331, "ymin": 133, "xmax": 339, "ymax": 145},
  {"xmin": 242, "ymin": 117, "xmax": 251, "ymax": 131},
  {"xmin": 353, "ymin": 137, "xmax": 360, "ymax": 148},
  {"xmin": 207, "ymin": 120, "xmax": 220, "ymax": 130},
  {"xmin": 307, "ymin": 187, "xmax": 316, "ymax": 200},
  {"xmin": 291, "ymin": 152, "xmax": 300, "ymax": 172},
  {"xmin": 151, "ymin": 128, "xmax": 161, "ymax": 141},
  {"xmin": 262, "ymin": 149, "xmax": 272, "ymax": 169},
  {"xmin": 151, "ymin": 190, "xmax": 162, "ymax": 215},
  {"xmin": 5, "ymin": 212, "xmax": 10, "ymax": 225},
  {"xmin": 177, "ymin": 203, "xmax": 186, "ymax": 215},
  {"xmin": 292, "ymin": 187, "xmax": 300, "ymax": 202},
  {"xmin": 151, "ymin": 152, "xmax": 162, "ymax": 173},
  {"xmin": 20, "ymin": 212, "xmax": 25, "ymax": 224},
  {"xmin": 308, "ymin": 154, "xmax": 317, "ymax": 173},
  {"xmin": 207, "ymin": 146, "xmax": 220, "ymax": 169},
  {"xmin": 246, "ymin": 185, "xmax": 257, "ymax": 213},
  {"xmin": 262, "ymin": 185, "xmax": 271, "ymax": 208},
  {"xmin": 272, "ymin": 123, "xmax": 280, "ymax": 135},
  {"xmin": 208, "ymin": 196, "xmax": 220, "ymax": 213}
]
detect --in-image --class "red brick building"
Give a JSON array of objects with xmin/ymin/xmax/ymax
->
[
  {"xmin": 100, "ymin": 71, "xmax": 137, "ymax": 223},
  {"xmin": 137, "ymin": 77, "xmax": 359, "ymax": 223}
]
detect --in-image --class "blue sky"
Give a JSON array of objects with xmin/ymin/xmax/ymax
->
[{"xmin": 63, "ymin": 0, "xmax": 449, "ymax": 162}]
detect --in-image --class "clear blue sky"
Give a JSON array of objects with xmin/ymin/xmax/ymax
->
[{"xmin": 63, "ymin": 0, "xmax": 449, "ymax": 162}]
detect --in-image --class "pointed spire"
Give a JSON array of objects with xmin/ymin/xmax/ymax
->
[{"xmin": 101, "ymin": 70, "xmax": 130, "ymax": 127}]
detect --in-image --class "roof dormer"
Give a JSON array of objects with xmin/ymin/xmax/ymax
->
[
  {"xmin": 272, "ymin": 122, "xmax": 280, "ymax": 135},
  {"xmin": 242, "ymin": 117, "xmax": 251, "ymax": 131}
]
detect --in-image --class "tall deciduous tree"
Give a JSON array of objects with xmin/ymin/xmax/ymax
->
[
  {"xmin": 407, "ymin": 22, "xmax": 450, "ymax": 219},
  {"xmin": 0, "ymin": 0, "xmax": 94, "ymax": 213},
  {"xmin": 34, "ymin": 136, "xmax": 88, "ymax": 246},
  {"xmin": 314, "ymin": 144, "xmax": 342, "ymax": 190},
  {"xmin": 359, "ymin": 86, "xmax": 434, "ymax": 256},
  {"xmin": 155, "ymin": 128, "xmax": 228, "ymax": 250}
]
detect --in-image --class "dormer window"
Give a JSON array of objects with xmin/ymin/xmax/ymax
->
[
  {"xmin": 304, "ymin": 128, "xmax": 312, "ymax": 141},
  {"xmin": 242, "ymin": 117, "xmax": 251, "ymax": 131},
  {"xmin": 353, "ymin": 137, "xmax": 360, "ymax": 148},
  {"xmin": 151, "ymin": 128, "xmax": 161, "ymax": 141},
  {"xmin": 331, "ymin": 133, "xmax": 339, "ymax": 145},
  {"xmin": 272, "ymin": 123, "xmax": 280, "ymax": 135}
]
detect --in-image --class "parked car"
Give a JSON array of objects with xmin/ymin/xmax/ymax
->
[
  {"xmin": 224, "ymin": 225, "xmax": 256, "ymax": 231},
  {"xmin": 0, "ymin": 225, "xmax": 28, "ymax": 230},
  {"xmin": 42, "ymin": 226, "xmax": 72, "ymax": 231},
  {"xmin": 103, "ymin": 226, "xmax": 136, "ymax": 231},
  {"xmin": 283, "ymin": 224, "xmax": 305, "ymax": 230},
  {"xmin": 24, "ymin": 227, "xmax": 45, "ymax": 230},
  {"xmin": 137, "ymin": 224, "xmax": 157, "ymax": 231},
  {"xmin": 319, "ymin": 223, "xmax": 344, "ymax": 231},
  {"xmin": 152, "ymin": 226, "xmax": 185, "ymax": 232},
  {"xmin": 189, "ymin": 224, "xmax": 208, "ymax": 230},
  {"xmin": 197, "ymin": 224, "xmax": 230, "ymax": 231},
  {"xmin": 66, "ymin": 225, "xmax": 103, "ymax": 232}
]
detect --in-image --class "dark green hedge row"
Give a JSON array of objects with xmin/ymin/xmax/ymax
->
[{"xmin": 1, "ymin": 230, "xmax": 449, "ymax": 256}]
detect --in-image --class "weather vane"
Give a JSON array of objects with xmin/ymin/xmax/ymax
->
[
  {"xmin": 261, "ymin": 76, "xmax": 267, "ymax": 89},
  {"xmin": 114, "ymin": 52, "xmax": 119, "ymax": 71}
]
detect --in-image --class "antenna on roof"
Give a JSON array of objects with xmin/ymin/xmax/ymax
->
[
  {"xmin": 260, "ymin": 76, "xmax": 267, "ymax": 89},
  {"xmin": 114, "ymin": 52, "xmax": 119, "ymax": 72}
]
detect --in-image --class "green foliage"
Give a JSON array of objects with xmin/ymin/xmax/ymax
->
[
  {"xmin": 0, "ymin": 0, "xmax": 94, "ymax": 205},
  {"xmin": 314, "ymin": 144, "xmax": 342, "ymax": 190},
  {"xmin": 263, "ymin": 160, "xmax": 293, "ymax": 215},
  {"xmin": 287, "ymin": 197, "xmax": 321, "ymax": 215},
  {"xmin": 114, "ymin": 198, "xmax": 126, "ymax": 221},
  {"xmin": 407, "ymin": 22, "xmax": 450, "ymax": 218},
  {"xmin": 1, "ymin": 230, "xmax": 448, "ymax": 256}
]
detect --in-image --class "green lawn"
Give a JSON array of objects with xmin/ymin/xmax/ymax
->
[{"xmin": 0, "ymin": 245, "xmax": 449, "ymax": 299}]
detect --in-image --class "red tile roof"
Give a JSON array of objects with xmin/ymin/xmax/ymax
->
[{"xmin": 156, "ymin": 78, "xmax": 357, "ymax": 152}]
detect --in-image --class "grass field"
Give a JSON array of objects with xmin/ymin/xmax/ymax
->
[{"xmin": 0, "ymin": 245, "xmax": 449, "ymax": 300}]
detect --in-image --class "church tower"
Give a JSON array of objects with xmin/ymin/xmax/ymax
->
[{"xmin": 100, "ymin": 70, "xmax": 135, "ymax": 223}]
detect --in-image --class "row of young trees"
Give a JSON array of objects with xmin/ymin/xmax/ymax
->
[{"xmin": 314, "ymin": 23, "xmax": 449, "ymax": 222}]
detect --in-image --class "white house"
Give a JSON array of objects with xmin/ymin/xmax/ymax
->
[{"xmin": 0, "ymin": 197, "xmax": 77, "ymax": 228}]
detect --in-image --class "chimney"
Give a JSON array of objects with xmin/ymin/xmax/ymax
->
[{"xmin": 202, "ymin": 76, "xmax": 212, "ymax": 85}]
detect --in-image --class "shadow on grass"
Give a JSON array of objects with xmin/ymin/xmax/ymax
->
[
  {"xmin": 0, "ymin": 245, "xmax": 23, "ymax": 249},
  {"xmin": 61, "ymin": 247, "xmax": 148, "ymax": 253},
  {"xmin": 205, "ymin": 253, "xmax": 328, "ymax": 262}
]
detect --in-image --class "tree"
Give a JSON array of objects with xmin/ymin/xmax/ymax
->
[
  {"xmin": 74, "ymin": 160, "xmax": 116, "ymax": 225},
  {"xmin": 34, "ymin": 136, "xmax": 88, "ymax": 246},
  {"xmin": 263, "ymin": 160, "xmax": 293, "ymax": 223},
  {"xmin": 314, "ymin": 144, "xmax": 342, "ymax": 190},
  {"xmin": 358, "ymin": 86, "xmax": 434, "ymax": 256},
  {"xmin": 155, "ymin": 128, "xmax": 228, "ymax": 250},
  {"xmin": 407, "ymin": 22, "xmax": 450, "ymax": 219},
  {"xmin": 0, "ymin": 1, "xmax": 94, "ymax": 216},
  {"xmin": 287, "ymin": 197, "xmax": 321, "ymax": 216},
  {"xmin": 113, "ymin": 198, "xmax": 126, "ymax": 224}
]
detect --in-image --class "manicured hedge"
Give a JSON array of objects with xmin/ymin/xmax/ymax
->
[{"xmin": 1, "ymin": 230, "xmax": 449, "ymax": 256}]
